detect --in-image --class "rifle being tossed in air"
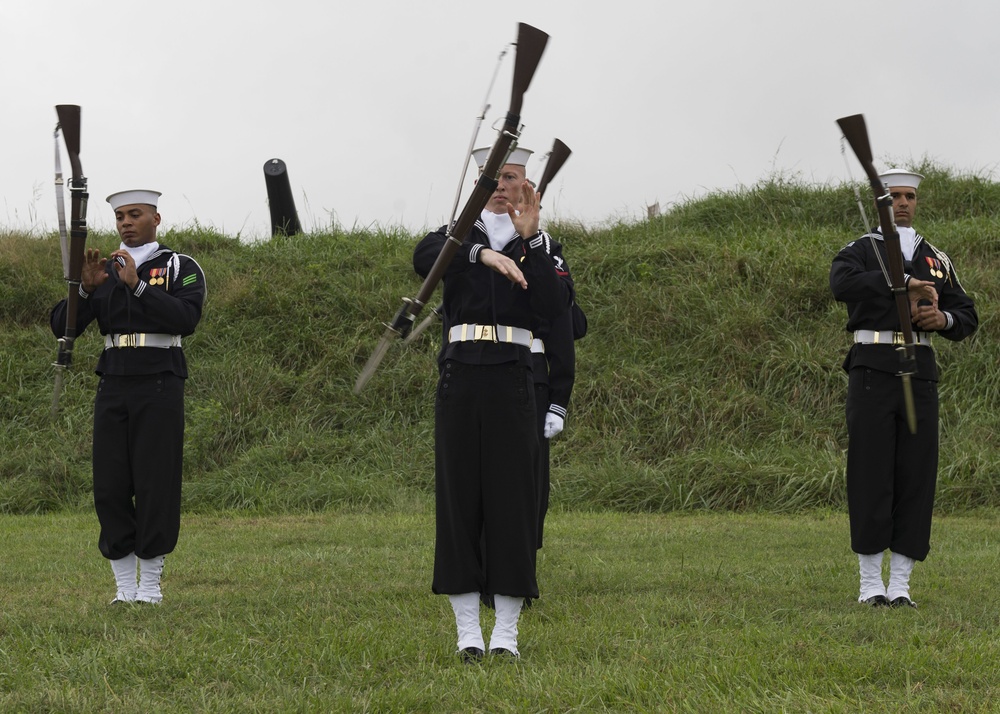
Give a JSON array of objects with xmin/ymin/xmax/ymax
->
[
  {"xmin": 353, "ymin": 22, "xmax": 549, "ymax": 393},
  {"xmin": 50, "ymin": 105, "xmax": 89, "ymax": 418},
  {"xmin": 403, "ymin": 137, "xmax": 572, "ymax": 345}
]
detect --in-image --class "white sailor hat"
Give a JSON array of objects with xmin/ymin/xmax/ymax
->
[
  {"xmin": 879, "ymin": 169, "xmax": 924, "ymax": 190},
  {"xmin": 471, "ymin": 146, "xmax": 533, "ymax": 170},
  {"xmin": 106, "ymin": 189, "xmax": 162, "ymax": 210}
]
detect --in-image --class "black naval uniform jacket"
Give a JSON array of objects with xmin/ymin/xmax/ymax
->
[
  {"xmin": 830, "ymin": 229, "xmax": 976, "ymax": 559},
  {"xmin": 529, "ymin": 234, "xmax": 578, "ymax": 550},
  {"xmin": 531, "ymin": 234, "xmax": 577, "ymax": 424},
  {"xmin": 51, "ymin": 247, "xmax": 206, "ymax": 379},
  {"xmin": 50, "ymin": 245, "xmax": 207, "ymax": 560},
  {"xmin": 414, "ymin": 219, "xmax": 572, "ymax": 599}
]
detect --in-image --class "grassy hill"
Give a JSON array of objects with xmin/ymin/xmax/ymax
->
[{"xmin": 2, "ymin": 166, "xmax": 998, "ymax": 514}]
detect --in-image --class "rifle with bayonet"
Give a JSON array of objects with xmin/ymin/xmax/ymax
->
[
  {"xmin": 353, "ymin": 22, "xmax": 549, "ymax": 393},
  {"xmin": 50, "ymin": 104, "xmax": 89, "ymax": 418},
  {"xmin": 836, "ymin": 113, "xmax": 918, "ymax": 434},
  {"xmin": 403, "ymin": 137, "xmax": 572, "ymax": 345}
]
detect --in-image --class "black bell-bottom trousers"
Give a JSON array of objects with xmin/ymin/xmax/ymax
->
[
  {"xmin": 432, "ymin": 361, "xmax": 539, "ymax": 599},
  {"xmin": 92, "ymin": 373, "xmax": 185, "ymax": 560},
  {"xmin": 845, "ymin": 366, "xmax": 938, "ymax": 561}
]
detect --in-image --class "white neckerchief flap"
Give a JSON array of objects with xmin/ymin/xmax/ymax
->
[
  {"xmin": 897, "ymin": 226, "xmax": 917, "ymax": 262},
  {"xmin": 119, "ymin": 241, "xmax": 160, "ymax": 268},
  {"xmin": 480, "ymin": 209, "xmax": 517, "ymax": 252}
]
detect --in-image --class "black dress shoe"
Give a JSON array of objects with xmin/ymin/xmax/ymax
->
[
  {"xmin": 489, "ymin": 647, "xmax": 519, "ymax": 660},
  {"xmin": 861, "ymin": 595, "xmax": 890, "ymax": 607},
  {"xmin": 890, "ymin": 596, "xmax": 917, "ymax": 609},
  {"xmin": 459, "ymin": 647, "xmax": 484, "ymax": 664}
]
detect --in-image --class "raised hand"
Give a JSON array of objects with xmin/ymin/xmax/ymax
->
[
  {"xmin": 80, "ymin": 248, "xmax": 109, "ymax": 293},
  {"xmin": 509, "ymin": 180, "xmax": 540, "ymax": 239}
]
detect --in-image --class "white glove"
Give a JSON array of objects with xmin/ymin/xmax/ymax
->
[{"xmin": 543, "ymin": 412, "xmax": 564, "ymax": 439}]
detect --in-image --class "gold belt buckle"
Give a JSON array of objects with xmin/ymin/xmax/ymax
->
[
  {"xmin": 118, "ymin": 334, "xmax": 137, "ymax": 348},
  {"xmin": 474, "ymin": 325, "xmax": 497, "ymax": 342}
]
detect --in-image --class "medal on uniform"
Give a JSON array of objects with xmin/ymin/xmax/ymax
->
[
  {"xmin": 924, "ymin": 256, "xmax": 944, "ymax": 279},
  {"xmin": 149, "ymin": 267, "xmax": 170, "ymax": 289}
]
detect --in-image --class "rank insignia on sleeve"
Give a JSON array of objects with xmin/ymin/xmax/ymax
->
[
  {"xmin": 182, "ymin": 273, "xmax": 198, "ymax": 287},
  {"xmin": 148, "ymin": 267, "xmax": 170, "ymax": 289}
]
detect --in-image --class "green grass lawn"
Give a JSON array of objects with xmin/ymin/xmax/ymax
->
[{"xmin": 3, "ymin": 509, "xmax": 999, "ymax": 712}]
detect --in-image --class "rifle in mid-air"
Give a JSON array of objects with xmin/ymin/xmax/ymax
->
[
  {"xmin": 353, "ymin": 22, "xmax": 549, "ymax": 393},
  {"xmin": 50, "ymin": 104, "xmax": 90, "ymax": 419},
  {"xmin": 403, "ymin": 137, "xmax": 572, "ymax": 345},
  {"xmin": 836, "ymin": 113, "xmax": 918, "ymax": 434}
]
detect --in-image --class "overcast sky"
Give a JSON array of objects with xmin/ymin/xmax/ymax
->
[{"xmin": 3, "ymin": 1, "xmax": 999, "ymax": 240}]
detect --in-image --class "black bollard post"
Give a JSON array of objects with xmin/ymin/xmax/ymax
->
[{"xmin": 263, "ymin": 158, "xmax": 302, "ymax": 236}]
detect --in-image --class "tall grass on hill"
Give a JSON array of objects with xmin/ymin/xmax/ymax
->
[{"xmin": 1, "ymin": 167, "xmax": 998, "ymax": 514}]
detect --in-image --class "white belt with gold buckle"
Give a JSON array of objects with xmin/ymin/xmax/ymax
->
[{"xmin": 448, "ymin": 323, "xmax": 532, "ymax": 347}]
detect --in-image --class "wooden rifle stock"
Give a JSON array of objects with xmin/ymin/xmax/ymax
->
[
  {"xmin": 836, "ymin": 113, "xmax": 918, "ymax": 433},
  {"xmin": 51, "ymin": 104, "xmax": 89, "ymax": 418},
  {"xmin": 57, "ymin": 105, "xmax": 82, "ymax": 175},
  {"xmin": 509, "ymin": 23, "xmax": 548, "ymax": 117},
  {"xmin": 354, "ymin": 23, "xmax": 549, "ymax": 393},
  {"xmin": 535, "ymin": 138, "xmax": 571, "ymax": 202}
]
